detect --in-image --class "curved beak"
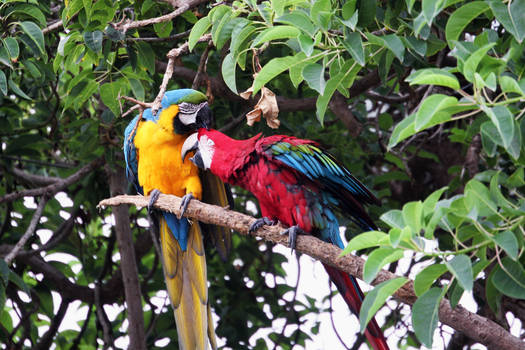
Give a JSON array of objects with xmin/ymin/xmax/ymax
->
[{"xmin": 181, "ymin": 132, "xmax": 199, "ymax": 162}]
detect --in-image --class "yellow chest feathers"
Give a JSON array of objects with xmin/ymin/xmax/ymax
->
[{"xmin": 133, "ymin": 106, "xmax": 201, "ymax": 198}]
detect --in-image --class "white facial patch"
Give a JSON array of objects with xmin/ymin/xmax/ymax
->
[
  {"xmin": 198, "ymin": 134, "xmax": 215, "ymax": 169},
  {"xmin": 178, "ymin": 102, "xmax": 207, "ymax": 125}
]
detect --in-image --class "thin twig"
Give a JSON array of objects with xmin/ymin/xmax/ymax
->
[
  {"xmin": 151, "ymin": 34, "xmax": 212, "ymax": 115},
  {"xmin": 192, "ymin": 42, "xmax": 213, "ymax": 90},
  {"xmin": 127, "ymin": 30, "xmax": 191, "ymax": 42},
  {"xmin": 0, "ymin": 157, "xmax": 103, "ymax": 204},
  {"xmin": 118, "ymin": 0, "xmax": 208, "ymax": 33},
  {"xmin": 4, "ymin": 196, "xmax": 49, "ymax": 265}
]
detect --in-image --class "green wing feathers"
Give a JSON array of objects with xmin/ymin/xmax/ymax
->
[
  {"xmin": 200, "ymin": 171, "xmax": 233, "ymax": 261},
  {"xmin": 160, "ymin": 218, "xmax": 216, "ymax": 350}
]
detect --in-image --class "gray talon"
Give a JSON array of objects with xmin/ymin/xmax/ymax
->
[
  {"xmin": 178, "ymin": 193, "xmax": 194, "ymax": 219},
  {"xmin": 148, "ymin": 189, "xmax": 161, "ymax": 216},
  {"xmin": 249, "ymin": 217, "xmax": 276, "ymax": 234},
  {"xmin": 281, "ymin": 225, "xmax": 304, "ymax": 252}
]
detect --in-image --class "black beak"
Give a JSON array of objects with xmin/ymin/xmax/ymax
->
[
  {"xmin": 196, "ymin": 105, "xmax": 212, "ymax": 130},
  {"xmin": 190, "ymin": 150, "xmax": 205, "ymax": 169}
]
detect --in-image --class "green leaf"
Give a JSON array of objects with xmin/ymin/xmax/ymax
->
[
  {"xmin": 445, "ymin": 254, "xmax": 473, "ymax": 291},
  {"xmin": 492, "ymin": 257, "xmax": 525, "ymax": 299},
  {"xmin": 422, "ymin": 187, "xmax": 448, "ymax": 217},
  {"xmin": 3, "ymin": 38, "xmax": 19, "ymax": 61},
  {"xmin": 486, "ymin": 268, "xmax": 502, "ymax": 313},
  {"xmin": 100, "ymin": 82, "xmax": 123, "ymax": 116},
  {"xmin": 414, "ymin": 264, "xmax": 448, "ymax": 296},
  {"xmin": 19, "ymin": 21, "xmax": 45, "ymax": 56},
  {"xmin": 486, "ymin": 0, "xmax": 525, "ymax": 43},
  {"xmin": 6, "ymin": 4, "xmax": 47, "ymax": 27},
  {"xmin": 363, "ymin": 248, "xmax": 404, "ymax": 283},
  {"xmin": 484, "ymin": 105, "xmax": 515, "ymax": 151},
  {"xmin": 463, "ymin": 43, "xmax": 496, "ymax": 82},
  {"xmin": 135, "ymin": 42, "xmax": 155, "ymax": 73},
  {"xmin": 189, "ymin": 17, "xmax": 211, "ymax": 51},
  {"xmin": 8, "ymin": 79, "xmax": 31, "ymax": 99},
  {"xmin": 388, "ymin": 113, "xmax": 416, "ymax": 149},
  {"xmin": 253, "ymin": 52, "xmax": 325, "ymax": 95},
  {"xmin": 366, "ymin": 33, "xmax": 405, "ymax": 61},
  {"xmin": 0, "ymin": 260, "xmax": 9, "ymax": 286},
  {"xmin": 464, "ymin": 179, "xmax": 498, "ymax": 217},
  {"xmin": 406, "ymin": 68, "xmax": 460, "ymax": 90},
  {"xmin": 316, "ymin": 60, "xmax": 360, "ymax": 123},
  {"xmin": 83, "ymin": 30, "xmax": 103, "ymax": 53},
  {"xmin": 252, "ymin": 26, "xmax": 301, "ymax": 46},
  {"xmin": 500, "ymin": 75, "xmax": 524, "ymax": 95},
  {"xmin": 302, "ymin": 63, "xmax": 326, "ymax": 94},
  {"xmin": 128, "ymin": 78, "xmax": 145, "ymax": 101},
  {"xmin": 221, "ymin": 52, "xmax": 237, "ymax": 94},
  {"xmin": 359, "ymin": 277, "xmax": 407, "ymax": 332},
  {"xmin": 492, "ymin": 231, "xmax": 519, "ymax": 261},
  {"xmin": 445, "ymin": 2, "xmax": 490, "ymax": 46},
  {"xmin": 310, "ymin": 0, "xmax": 331, "ymax": 27},
  {"xmin": 402, "ymin": 201, "xmax": 423, "ymax": 234},
  {"xmin": 298, "ymin": 33, "xmax": 314, "ymax": 56},
  {"xmin": 412, "ymin": 287, "xmax": 443, "ymax": 347},
  {"xmin": 9, "ymin": 270, "xmax": 30, "ymax": 295},
  {"xmin": 153, "ymin": 20, "xmax": 173, "ymax": 38},
  {"xmin": 231, "ymin": 22, "xmax": 254, "ymax": 59},
  {"xmin": 341, "ymin": 231, "xmax": 389, "ymax": 255},
  {"xmin": 415, "ymin": 94, "xmax": 458, "ymax": 131},
  {"xmin": 0, "ymin": 70, "xmax": 7, "ymax": 96},
  {"xmin": 422, "ymin": 0, "xmax": 445, "ymax": 25},
  {"xmin": 342, "ymin": 32, "xmax": 365, "ymax": 66},
  {"xmin": 275, "ymin": 12, "xmax": 317, "ymax": 37},
  {"xmin": 380, "ymin": 209, "xmax": 405, "ymax": 229}
]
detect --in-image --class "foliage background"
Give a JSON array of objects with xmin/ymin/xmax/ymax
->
[{"xmin": 0, "ymin": 0, "xmax": 524, "ymax": 349}]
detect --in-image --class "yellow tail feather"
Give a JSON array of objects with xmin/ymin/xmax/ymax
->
[{"xmin": 160, "ymin": 218, "xmax": 215, "ymax": 349}]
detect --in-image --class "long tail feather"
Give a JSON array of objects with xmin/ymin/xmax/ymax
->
[
  {"xmin": 323, "ymin": 264, "xmax": 389, "ymax": 350},
  {"xmin": 160, "ymin": 217, "xmax": 213, "ymax": 350}
]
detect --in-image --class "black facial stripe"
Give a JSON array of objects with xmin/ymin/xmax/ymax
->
[{"xmin": 173, "ymin": 116, "xmax": 194, "ymax": 134}]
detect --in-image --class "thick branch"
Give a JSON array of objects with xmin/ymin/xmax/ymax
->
[
  {"xmin": 98, "ymin": 193, "xmax": 525, "ymax": 350},
  {"xmin": 105, "ymin": 164, "xmax": 146, "ymax": 350}
]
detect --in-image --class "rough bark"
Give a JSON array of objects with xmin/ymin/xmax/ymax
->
[
  {"xmin": 98, "ymin": 193, "xmax": 525, "ymax": 350},
  {"xmin": 105, "ymin": 165, "xmax": 147, "ymax": 350}
]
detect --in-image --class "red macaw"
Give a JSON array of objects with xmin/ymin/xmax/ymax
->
[{"xmin": 181, "ymin": 128, "xmax": 389, "ymax": 350}]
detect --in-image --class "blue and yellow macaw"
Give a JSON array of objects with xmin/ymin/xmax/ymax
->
[{"xmin": 123, "ymin": 89, "xmax": 231, "ymax": 349}]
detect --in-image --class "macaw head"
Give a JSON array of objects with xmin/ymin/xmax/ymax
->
[
  {"xmin": 181, "ymin": 128, "xmax": 260, "ymax": 179},
  {"xmin": 142, "ymin": 89, "xmax": 213, "ymax": 134}
]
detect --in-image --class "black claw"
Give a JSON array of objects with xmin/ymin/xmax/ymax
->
[
  {"xmin": 281, "ymin": 225, "xmax": 304, "ymax": 253},
  {"xmin": 148, "ymin": 189, "xmax": 161, "ymax": 216},
  {"xmin": 178, "ymin": 193, "xmax": 194, "ymax": 219},
  {"xmin": 249, "ymin": 217, "xmax": 276, "ymax": 234}
]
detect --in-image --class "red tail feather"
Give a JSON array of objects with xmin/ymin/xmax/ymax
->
[{"xmin": 323, "ymin": 264, "xmax": 389, "ymax": 350}]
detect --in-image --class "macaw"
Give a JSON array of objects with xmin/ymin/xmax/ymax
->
[
  {"xmin": 181, "ymin": 128, "xmax": 389, "ymax": 350},
  {"xmin": 123, "ymin": 89, "xmax": 231, "ymax": 350}
]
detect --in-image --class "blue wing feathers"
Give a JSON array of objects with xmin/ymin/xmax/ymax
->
[{"xmin": 162, "ymin": 212, "xmax": 189, "ymax": 251}]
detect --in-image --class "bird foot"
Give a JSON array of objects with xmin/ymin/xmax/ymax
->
[
  {"xmin": 147, "ymin": 189, "xmax": 161, "ymax": 216},
  {"xmin": 249, "ymin": 217, "xmax": 276, "ymax": 234},
  {"xmin": 178, "ymin": 193, "xmax": 194, "ymax": 219},
  {"xmin": 281, "ymin": 225, "xmax": 305, "ymax": 252}
]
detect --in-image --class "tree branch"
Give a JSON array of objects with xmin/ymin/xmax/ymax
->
[
  {"xmin": 105, "ymin": 164, "xmax": 146, "ymax": 350},
  {"xmin": 98, "ymin": 193, "xmax": 525, "ymax": 350},
  {"xmin": 0, "ymin": 157, "xmax": 104, "ymax": 204},
  {"xmin": 4, "ymin": 196, "xmax": 49, "ymax": 265}
]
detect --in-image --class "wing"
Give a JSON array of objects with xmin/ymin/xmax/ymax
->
[
  {"xmin": 123, "ymin": 115, "xmax": 143, "ymax": 194},
  {"xmin": 199, "ymin": 170, "xmax": 233, "ymax": 261},
  {"xmin": 259, "ymin": 136, "xmax": 379, "ymax": 230}
]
